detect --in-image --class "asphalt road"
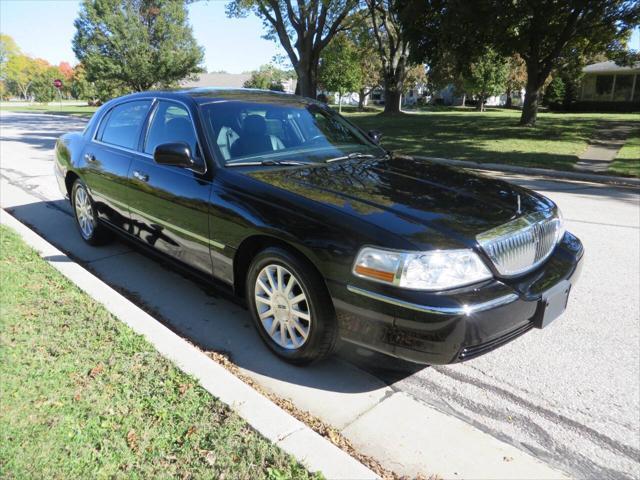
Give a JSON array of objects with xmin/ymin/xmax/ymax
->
[{"xmin": 1, "ymin": 111, "xmax": 638, "ymax": 479}]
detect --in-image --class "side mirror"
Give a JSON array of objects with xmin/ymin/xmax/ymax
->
[
  {"xmin": 368, "ymin": 130, "xmax": 382, "ymax": 144},
  {"xmin": 153, "ymin": 142, "xmax": 194, "ymax": 168}
]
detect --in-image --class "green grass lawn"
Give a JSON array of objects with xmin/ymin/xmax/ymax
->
[
  {"xmin": 0, "ymin": 225, "xmax": 318, "ymax": 480},
  {"xmin": 609, "ymin": 128, "xmax": 640, "ymax": 177},
  {"xmin": 346, "ymin": 108, "xmax": 640, "ymax": 177},
  {"xmin": 0, "ymin": 104, "xmax": 98, "ymax": 118}
]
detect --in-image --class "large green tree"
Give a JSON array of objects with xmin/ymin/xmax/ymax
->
[
  {"xmin": 0, "ymin": 34, "xmax": 20, "ymax": 70},
  {"xmin": 406, "ymin": 0, "xmax": 638, "ymax": 126},
  {"xmin": 462, "ymin": 48, "xmax": 508, "ymax": 111},
  {"xmin": 73, "ymin": 0, "xmax": 204, "ymax": 93},
  {"xmin": 244, "ymin": 64, "xmax": 288, "ymax": 91},
  {"xmin": 365, "ymin": 0, "xmax": 412, "ymax": 114},
  {"xmin": 342, "ymin": 12, "xmax": 383, "ymax": 110},
  {"xmin": 4, "ymin": 55, "xmax": 45, "ymax": 99},
  {"xmin": 319, "ymin": 33, "xmax": 362, "ymax": 111},
  {"xmin": 226, "ymin": 0, "xmax": 358, "ymax": 99}
]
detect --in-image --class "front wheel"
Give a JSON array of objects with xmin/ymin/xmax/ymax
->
[
  {"xmin": 71, "ymin": 179, "xmax": 112, "ymax": 246},
  {"xmin": 246, "ymin": 247, "xmax": 338, "ymax": 365}
]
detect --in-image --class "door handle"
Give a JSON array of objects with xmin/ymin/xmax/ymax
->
[
  {"xmin": 84, "ymin": 153, "xmax": 96, "ymax": 163},
  {"xmin": 133, "ymin": 170, "xmax": 149, "ymax": 182}
]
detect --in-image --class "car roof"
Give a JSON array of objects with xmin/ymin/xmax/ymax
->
[{"xmin": 115, "ymin": 88, "xmax": 319, "ymax": 107}]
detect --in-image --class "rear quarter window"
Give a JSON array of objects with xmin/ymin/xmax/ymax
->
[{"xmin": 98, "ymin": 100, "xmax": 152, "ymax": 150}]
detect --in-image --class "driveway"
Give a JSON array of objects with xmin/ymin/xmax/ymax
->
[{"xmin": 1, "ymin": 111, "xmax": 638, "ymax": 479}]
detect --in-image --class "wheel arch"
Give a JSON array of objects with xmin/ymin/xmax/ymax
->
[
  {"xmin": 65, "ymin": 170, "xmax": 80, "ymax": 198},
  {"xmin": 233, "ymin": 234, "xmax": 330, "ymax": 300}
]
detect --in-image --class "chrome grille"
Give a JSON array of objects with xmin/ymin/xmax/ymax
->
[{"xmin": 477, "ymin": 210, "xmax": 563, "ymax": 277}]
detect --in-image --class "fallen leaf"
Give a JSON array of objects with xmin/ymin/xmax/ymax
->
[
  {"xmin": 89, "ymin": 363, "xmax": 104, "ymax": 378},
  {"xmin": 126, "ymin": 430, "xmax": 138, "ymax": 452},
  {"xmin": 203, "ymin": 451, "xmax": 216, "ymax": 466}
]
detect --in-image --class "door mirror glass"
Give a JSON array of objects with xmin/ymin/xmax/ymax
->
[
  {"xmin": 368, "ymin": 130, "xmax": 382, "ymax": 144},
  {"xmin": 154, "ymin": 142, "xmax": 194, "ymax": 167}
]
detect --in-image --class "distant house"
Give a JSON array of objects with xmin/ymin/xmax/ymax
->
[
  {"xmin": 368, "ymin": 83, "xmax": 428, "ymax": 107},
  {"xmin": 181, "ymin": 72, "xmax": 296, "ymax": 94},
  {"xmin": 579, "ymin": 61, "xmax": 639, "ymax": 103}
]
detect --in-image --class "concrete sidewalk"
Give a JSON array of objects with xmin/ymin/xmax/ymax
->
[{"xmin": 575, "ymin": 121, "xmax": 638, "ymax": 173}]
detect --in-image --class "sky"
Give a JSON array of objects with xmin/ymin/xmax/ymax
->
[
  {"xmin": 0, "ymin": 0, "xmax": 286, "ymax": 73},
  {"xmin": 1, "ymin": 0, "xmax": 639, "ymax": 73}
]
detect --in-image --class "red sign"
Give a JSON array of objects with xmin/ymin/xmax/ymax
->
[{"xmin": 53, "ymin": 79, "xmax": 63, "ymax": 89}]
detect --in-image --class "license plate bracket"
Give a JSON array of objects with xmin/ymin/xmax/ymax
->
[{"xmin": 533, "ymin": 280, "xmax": 571, "ymax": 329}]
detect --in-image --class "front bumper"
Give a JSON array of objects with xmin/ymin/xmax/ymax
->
[{"xmin": 330, "ymin": 232, "xmax": 584, "ymax": 365}]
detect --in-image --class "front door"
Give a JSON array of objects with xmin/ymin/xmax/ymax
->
[
  {"xmin": 126, "ymin": 99, "xmax": 214, "ymax": 275},
  {"xmin": 82, "ymin": 99, "xmax": 152, "ymax": 230}
]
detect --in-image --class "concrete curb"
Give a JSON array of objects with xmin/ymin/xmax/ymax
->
[
  {"xmin": 414, "ymin": 155, "xmax": 640, "ymax": 188},
  {"xmin": 0, "ymin": 209, "xmax": 378, "ymax": 480}
]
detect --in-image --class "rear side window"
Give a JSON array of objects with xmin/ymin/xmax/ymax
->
[
  {"xmin": 144, "ymin": 101, "xmax": 198, "ymax": 156},
  {"xmin": 99, "ymin": 100, "xmax": 151, "ymax": 150}
]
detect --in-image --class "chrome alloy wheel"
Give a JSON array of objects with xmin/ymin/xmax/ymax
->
[
  {"xmin": 74, "ymin": 186, "xmax": 95, "ymax": 239},
  {"xmin": 254, "ymin": 264, "xmax": 311, "ymax": 350}
]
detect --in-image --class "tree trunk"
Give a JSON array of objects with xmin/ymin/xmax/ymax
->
[
  {"xmin": 461, "ymin": 93, "xmax": 466, "ymax": 107},
  {"xmin": 338, "ymin": 92, "xmax": 343, "ymax": 113},
  {"xmin": 358, "ymin": 88, "xmax": 366, "ymax": 111},
  {"xmin": 505, "ymin": 87, "xmax": 512, "ymax": 108},
  {"xmin": 382, "ymin": 68, "xmax": 404, "ymax": 114},
  {"xmin": 520, "ymin": 77, "xmax": 542, "ymax": 126},
  {"xmin": 384, "ymin": 88, "xmax": 401, "ymax": 114},
  {"xmin": 294, "ymin": 62, "xmax": 317, "ymax": 99},
  {"xmin": 520, "ymin": 63, "xmax": 546, "ymax": 126}
]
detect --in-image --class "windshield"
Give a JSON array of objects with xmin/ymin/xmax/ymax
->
[{"xmin": 198, "ymin": 99, "xmax": 385, "ymax": 165}]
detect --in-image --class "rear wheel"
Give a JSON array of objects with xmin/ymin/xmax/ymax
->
[
  {"xmin": 246, "ymin": 247, "xmax": 338, "ymax": 365},
  {"xmin": 72, "ymin": 179, "xmax": 112, "ymax": 246}
]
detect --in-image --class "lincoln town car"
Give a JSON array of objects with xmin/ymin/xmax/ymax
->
[{"xmin": 54, "ymin": 89, "xmax": 584, "ymax": 365}]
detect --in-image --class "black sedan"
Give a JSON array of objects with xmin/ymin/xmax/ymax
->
[{"xmin": 54, "ymin": 89, "xmax": 583, "ymax": 365}]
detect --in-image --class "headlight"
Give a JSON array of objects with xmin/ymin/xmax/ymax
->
[{"xmin": 353, "ymin": 247, "xmax": 492, "ymax": 291}]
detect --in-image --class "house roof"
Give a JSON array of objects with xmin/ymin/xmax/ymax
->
[
  {"xmin": 181, "ymin": 72, "xmax": 252, "ymax": 88},
  {"xmin": 583, "ymin": 61, "xmax": 640, "ymax": 74}
]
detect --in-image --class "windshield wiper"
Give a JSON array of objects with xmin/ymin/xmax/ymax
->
[
  {"xmin": 325, "ymin": 152, "xmax": 377, "ymax": 163},
  {"xmin": 226, "ymin": 159, "xmax": 312, "ymax": 167}
]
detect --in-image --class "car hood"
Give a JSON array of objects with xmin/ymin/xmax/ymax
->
[{"xmin": 247, "ymin": 155, "xmax": 554, "ymax": 250}]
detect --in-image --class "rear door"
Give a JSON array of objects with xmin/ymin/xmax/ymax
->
[
  {"xmin": 126, "ymin": 99, "xmax": 214, "ymax": 275},
  {"xmin": 82, "ymin": 99, "xmax": 152, "ymax": 230}
]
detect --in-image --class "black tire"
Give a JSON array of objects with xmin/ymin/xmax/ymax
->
[
  {"xmin": 71, "ymin": 179, "xmax": 113, "ymax": 246},
  {"xmin": 246, "ymin": 247, "xmax": 338, "ymax": 365}
]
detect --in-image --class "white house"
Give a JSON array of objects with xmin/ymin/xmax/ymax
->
[{"xmin": 579, "ymin": 61, "xmax": 639, "ymax": 103}]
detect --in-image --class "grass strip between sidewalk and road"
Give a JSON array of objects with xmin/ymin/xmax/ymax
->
[
  {"xmin": 0, "ymin": 104, "xmax": 98, "ymax": 118},
  {"xmin": 0, "ymin": 224, "xmax": 320, "ymax": 480},
  {"xmin": 610, "ymin": 128, "xmax": 640, "ymax": 177}
]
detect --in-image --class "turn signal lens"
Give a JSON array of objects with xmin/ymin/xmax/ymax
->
[
  {"xmin": 352, "ymin": 247, "xmax": 400, "ymax": 284},
  {"xmin": 354, "ymin": 265, "xmax": 396, "ymax": 283}
]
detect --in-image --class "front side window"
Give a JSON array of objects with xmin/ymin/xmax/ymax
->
[
  {"xmin": 99, "ymin": 100, "xmax": 151, "ymax": 150},
  {"xmin": 199, "ymin": 100, "xmax": 384, "ymax": 165},
  {"xmin": 144, "ymin": 101, "xmax": 198, "ymax": 156}
]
